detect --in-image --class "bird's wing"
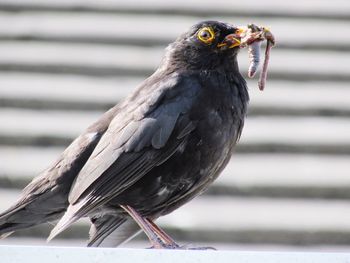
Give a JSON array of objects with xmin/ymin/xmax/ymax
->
[{"xmin": 48, "ymin": 73, "xmax": 200, "ymax": 240}]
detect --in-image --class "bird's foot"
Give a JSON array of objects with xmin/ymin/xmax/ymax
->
[
  {"xmin": 178, "ymin": 244, "xmax": 217, "ymax": 250},
  {"xmin": 147, "ymin": 243, "xmax": 216, "ymax": 250},
  {"xmin": 147, "ymin": 243, "xmax": 180, "ymax": 249}
]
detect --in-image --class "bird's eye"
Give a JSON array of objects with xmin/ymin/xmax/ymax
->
[{"xmin": 197, "ymin": 27, "xmax": 215, "ymax": 44}]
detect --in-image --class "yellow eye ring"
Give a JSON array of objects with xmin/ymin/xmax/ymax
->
[{"xmin": 197, "ymin": 27, "xmax": 215, "ymax": 44}]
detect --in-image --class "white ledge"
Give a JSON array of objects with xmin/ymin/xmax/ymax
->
[{"xmin": 1, "ymin": 246, "xmax": 350, "ymax": 263}]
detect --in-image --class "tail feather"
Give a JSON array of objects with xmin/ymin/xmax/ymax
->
[
  {"xmin": 0, "ymin": 202, "xmax": 40, "ymax": 237},
  {"xmin": 88, "ymin": 216, "xmax": 141, "ymax": 247},
  {"xmin": 0, "ymin": 202, "xmax": 63, "ymax": 238},
  {"xmin": 0, "ymin": 231, "xmax": 14, "ymax": 239},
  {"xmin": 0, "ymin": 208, "xmax": 18, "ymax": 238},
  {"xmin": 88, "ymin": 215, "xmax": 126, "ymax": 247},
  {"xmin": 47, "ymin": 198, "xmax": 88, "ymax": 242}
]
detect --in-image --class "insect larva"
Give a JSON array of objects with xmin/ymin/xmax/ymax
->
[
  {"xmin": 247, "ymin": 40, "xmax": 262, "ymax": 78},
  {"xmin": 238, "ymin": 24, "xmax": 275, "ymax": 90}
]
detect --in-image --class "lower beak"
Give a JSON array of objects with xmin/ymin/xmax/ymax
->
[{"xmin": 217, "ymin": 27, "xmax": 247, "ymax": 49}]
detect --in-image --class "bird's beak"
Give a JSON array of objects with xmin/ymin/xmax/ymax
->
[
  {"xmin": 217, "ymin": 27, "xmax": 247, "ymax": 49},
  {"xmin": 235, "ymin": 27, "xmax": 247, "ymax": 37}
]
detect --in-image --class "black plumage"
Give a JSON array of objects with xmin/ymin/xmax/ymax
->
[{"xmin": 0, "ymin": 21, "xmax": 249, "ymax": 248}]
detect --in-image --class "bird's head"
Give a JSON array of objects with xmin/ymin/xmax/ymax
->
[{"xmin": 162, "ymin": 21, "xmax": 245, "ymax": 71}]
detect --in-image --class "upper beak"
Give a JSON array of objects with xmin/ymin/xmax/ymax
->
[
  {"xmin": 217, "ymin": 27, "xmax": 247, "ymax": 49},
  {"xmin": 235, "ymin": 27, "xmax": 247, "ymax": 36}
]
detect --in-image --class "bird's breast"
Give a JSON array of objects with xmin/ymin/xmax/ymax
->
[{"xmin": 186, "ymin": 74, "xmax": 248, "ymax": 186}]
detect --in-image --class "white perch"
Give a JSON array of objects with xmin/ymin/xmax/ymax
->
[{"xmin": 1, "ymin": 246, "xmax": 350, "ymax": 263}]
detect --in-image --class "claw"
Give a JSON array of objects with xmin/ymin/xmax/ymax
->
[
  {"xmin": 147, "ymin": 243, "xmax": 216, "ymax": 250},
  {"xmin": 179, "ymin": 245, "xmax": 217, "ymax": 250}
]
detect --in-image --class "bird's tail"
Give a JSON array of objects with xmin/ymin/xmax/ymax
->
[
  {"xmin": 0, "ymin": 202, "xmax": 59, "ymax": 239},
  {"xmin": 47, "ymin": 197, "xmax": 89, "ymax": 241},
  {"xmin": 0, "ymin": 231, "xmax": 14, "ymax": 239},
  {"xmin": 0, "ymin": 203, "xmax": 33, "ymax": 238},
  {"xmin": 0, "ymin": 194, "xmax": 65, "ymax": 239},
  {"xmin": 88, "ymin": 215, "xmax": 140, "ymax": 247}
]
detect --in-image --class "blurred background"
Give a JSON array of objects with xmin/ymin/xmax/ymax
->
[{"xmin": 0, "ymin": 0, "xmax": 350, "ymax": 251}]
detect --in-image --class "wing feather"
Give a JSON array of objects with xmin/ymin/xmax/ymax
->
[{"xmin": 49, "ymin": 73, "xmax": 201, "ymax": 240}]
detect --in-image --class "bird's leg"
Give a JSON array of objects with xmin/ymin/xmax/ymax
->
[
  {"xmin": 146, "ymin": 218, "xmax": 216, "ymax": 250},
  {"xmin": 120, "ymin": 205, "xmax": 165, "ymax": 249},
  {"xmin": 121, "ymin": 205, "xmax": 216, "ymax": 250},
  {"xmin": 145, "ymin": 218, "xmax": 180, "ymax": 249}
]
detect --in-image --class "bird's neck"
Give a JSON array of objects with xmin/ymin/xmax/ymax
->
[{"xmin": 159, "ymin": 44, "xmax": 240, "ymax": 74}]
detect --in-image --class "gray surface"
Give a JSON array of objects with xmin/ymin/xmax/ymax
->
[
  {"xmin": 1, "ymin": 109, "xmax": 350, "ymax": 146},
  {"xmin": 0, "ymin": 42, "xmax": 349, "ymax": 79},
  {"xmin": 1, "ymin": 0, "xmax": 350, "ymax": 18},
  {"xmin": 1, "ymin": 75, "xmax": 350, "ymax": 117},
  {"xmin": 1, "ymin": 149, "xmax": 350, "ymax": 199},
  {"xmin": 1, "ymin": 75, "xmax": 350, "ymax": 111},
  {"xmin": 1, "ymin": 13, "xmax": 350, "ymax": 48},
  {"xmin": 2, "ymin": 150, "xmax": 349, "ymax": 187}
]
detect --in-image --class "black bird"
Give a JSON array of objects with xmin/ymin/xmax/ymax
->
[{"xmin": 0, "ymin": 21, "xmax": 249, "ymax": 249}]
